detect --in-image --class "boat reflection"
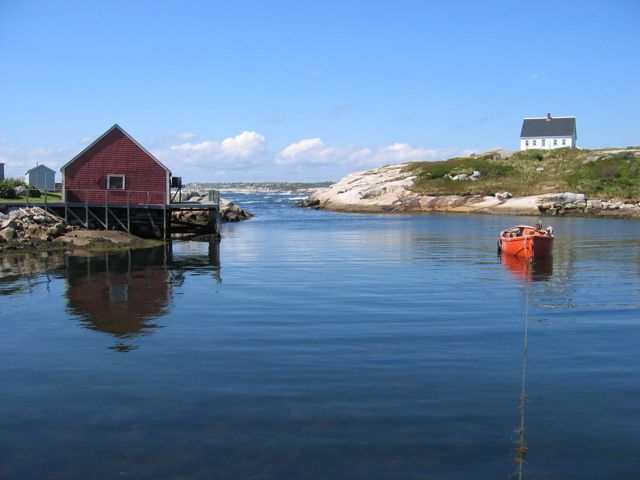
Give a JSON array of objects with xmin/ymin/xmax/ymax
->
[
  {"xmin": 500, "ymin": 254, "xmax": 553, "ymax": 282},
  {"xmin": 65, "ymin": 239, "xmax": 221, "ymax": 351}
]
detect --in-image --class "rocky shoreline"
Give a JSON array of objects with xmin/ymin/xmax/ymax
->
[
  {"xmin": 172, "ymin": 193, "xmax": 253, "ymax": 224},
  {"xmin": 299, "ymin": 163, "xmax": 640, "ymax": 219},
  {"xmin": 0, "ymin": 206, "xmax": 163, "ymax": 253},
  {"xmin": 0, "ymin": 195, "xmax": 253, "ymax": 254}
]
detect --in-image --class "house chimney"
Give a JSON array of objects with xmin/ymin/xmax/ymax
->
[{"xmin": 546, "ymin": 112, "xmax": 552, "ymax": 121}]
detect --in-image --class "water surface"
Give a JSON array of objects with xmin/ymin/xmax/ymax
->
[{"xmin": 1, "ymin": 194, "xmax": 639, "ymax": 479}]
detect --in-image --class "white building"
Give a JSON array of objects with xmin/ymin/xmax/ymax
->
[
  {"xmin": 24, "ymin": 164, "xmax": 56, "ymax": 190},
  {"xmin": 520, "ymin": 113, "xmax": 577, "ymax": 150}
]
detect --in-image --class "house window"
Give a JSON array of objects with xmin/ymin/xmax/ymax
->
[
  {"xmin": 525, "ymin": 140, "xmax": 529, "ymax": 147},
  {"xmin": 532, "ymin": 140, "xmax": 537, "ymax": 146},
  {"xmin": 107, "ymin": 175, "xmax": 125, "ymax": 189},
  {"xmin": 542, "ymin": 139, "xmax": 546, "ymax": 147},
  {"xmin": 553, "ymin": 139, "xmax": 558, "ymax": 146},
  {"xmin": 562, "ymin": 139, "xmax": 566, "ymax": 145}
]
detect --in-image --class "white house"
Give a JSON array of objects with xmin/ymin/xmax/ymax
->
[
  {"xmin": 24, "ymin": 164, "xmax": 56, "ymax": 190},
  {"xmin": 520, "ymin": 113, "xmax": 577, "ymax": 150}
]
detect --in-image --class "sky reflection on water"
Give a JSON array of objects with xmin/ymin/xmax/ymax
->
[{"xmin": 1, "ymin": 195, "xmax": 640, "ymax": 479}]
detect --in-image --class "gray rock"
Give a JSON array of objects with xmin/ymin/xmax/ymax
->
[
  {"xmin": 536, "ymin": 167, "xmax": 544, "ymax": 172},
  {"xmin": 1, "ymin": 219, "xmax": 17, "ymax": 230},
  {"xmin": 1, "ymin": 227, "xmax": 16, "ymax": 241},
  {"xmin": 495, "ymin": 192, "xmax": 513, "ymax": 200},
  {"xmin": 361, "ymin": 187, "xmax": 385, "ymax": 199}
]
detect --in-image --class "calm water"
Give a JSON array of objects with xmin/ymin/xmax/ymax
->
[{"xmin": 1, "ymin": 194, "xmax": 640, "ymax": 479}]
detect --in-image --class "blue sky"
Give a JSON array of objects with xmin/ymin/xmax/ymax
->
[{"xmin": 1, "ymin": 0, "xmax": 638, "ymax": 182}]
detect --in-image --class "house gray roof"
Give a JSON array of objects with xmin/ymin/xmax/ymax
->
[
  {"xmin": 520, "ymin": 117, "xmax": 576, "ymax": 138},
  {"xmin": 25, "ymin": 164, "xmax": 56, "ymax": 175}
]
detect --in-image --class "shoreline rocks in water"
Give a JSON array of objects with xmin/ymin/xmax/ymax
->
[
  {"xmin": 0, "ymin": 206, "xmax": 163, "ymax": 253},
  {"xmin": 172, "ymin": 194, "xmax": 253, "ymax": 224},
  {"xmin": 300, "ymin": 163, "xmax": 640, "ymax": 219}
]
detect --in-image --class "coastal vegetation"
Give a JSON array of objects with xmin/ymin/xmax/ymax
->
[
  {"xmin": 407, "ymin": 148, "xmax": 640, "ymax": 200},
  {"xmin": 0, "ymin": 178, "xmax": 59, "ymax": 203}
]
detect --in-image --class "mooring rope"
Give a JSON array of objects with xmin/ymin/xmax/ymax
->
[{"xmin": 514, "ymin": 288, "xmax": 530, "ymax": 479}]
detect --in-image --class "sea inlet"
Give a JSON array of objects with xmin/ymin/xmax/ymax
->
[{"xmin": 1, "ymin": 193, "xmax": 639, "ymax": 479}]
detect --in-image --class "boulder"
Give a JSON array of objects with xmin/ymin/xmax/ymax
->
[
  {"xmin": 495, "ymin": 192, "xmax": 513, "ymax": 200},
  {"xmin": 1, "ymin": 227, "xmax": 16, "ymax": 241},
  {"xmin": 1, "ymin": 219, "xmax": 17, "ymax": 230},
  {"xmin": 361, "ymin": 187, "xmax": 385, "ymax": 199},
  {"xmin": 587, "ymin": 200, "xmax": 603, "ymax": 210},
  {"xmin": 298, "ymin": 198, "xmax": 321, "ymax": 208}
]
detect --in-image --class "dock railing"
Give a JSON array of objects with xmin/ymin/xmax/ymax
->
[{"xmin": 64, "ymin": 188, "xmax": 167, "ymax": 207}]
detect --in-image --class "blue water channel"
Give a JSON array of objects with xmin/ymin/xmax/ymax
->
[{"xmin": 1, "ymin": 193, "xmax": 639, "ymax": 479}]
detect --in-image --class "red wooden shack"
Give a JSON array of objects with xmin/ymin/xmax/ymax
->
[{"xmin": 61, "ymin": 124, "xmax": 171, "ymax": 205}]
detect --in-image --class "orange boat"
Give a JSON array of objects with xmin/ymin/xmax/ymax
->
[{"xmin": 497, "ymin": 223, "xmax": 554, "ymax": 259}]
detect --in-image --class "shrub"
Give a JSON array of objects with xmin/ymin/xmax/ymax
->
[
  {"xmin": 515, "ymin": 150, "xmax": 545, "ymax": 161},
  {"xmin": 3, "ymin": 177, "xmax": 26, "ymax": 189},
  {"xmin": 0, "ymin": 180, "xmax": 17, "ymax": 199},
  {"xmin": 25, "ymin": 184, "xmax": 42, "ymax": 197}
]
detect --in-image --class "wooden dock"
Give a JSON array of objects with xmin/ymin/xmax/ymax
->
[{"xmin": 1, "ymin": 189, "xmax": 220, "ymax": 239}]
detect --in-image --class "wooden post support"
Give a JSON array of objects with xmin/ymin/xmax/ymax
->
[
  {"xmin": 126, "ymin": 191, "xmax": 130, "ymax": 233},
  {"xmin": 105, "ymin": 190, "xmax": 108, "ymax": 230},
  {"xmin": 163, "ymin": 205, "xmax": 168, "ymax": 239}
]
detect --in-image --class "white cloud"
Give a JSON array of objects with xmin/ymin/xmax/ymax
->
[
  {"xmin": 0, "ymin": 144, "xmax": 71, "ymax": 178},
  {"xmin": 162, "ymin": 130, "xmax": 266, "ymax": 163},
  {"xmin": 175, "ymin": 132, "xmax": 197, "ymax": 141},
  {"xmin": 220, "ymin": 131, "xmax": 267, "ymax": 158},
  {"xmin": 153, "ymin": 130, "xmax": 268, "ymax": 180},
  {"xmin": 276, "ymin": 137, "xmax": 473, "ymax": 171},
  {"xmin": 1, "ymin": 130, "xmax": 476, "ymax": 183}
]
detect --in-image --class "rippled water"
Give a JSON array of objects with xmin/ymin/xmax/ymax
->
[{"xmin": 1, "ymin": 194, "xmax": 639, "ymax": 479}]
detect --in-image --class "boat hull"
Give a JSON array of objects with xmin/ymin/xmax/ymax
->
[{"xmin": 499, "ymin": 234, "xmax": 553, "ymax": 259}]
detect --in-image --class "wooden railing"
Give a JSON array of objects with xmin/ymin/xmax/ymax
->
[{"xmin": 64, "ymin": 189, "xmax": 167, "ymax": 206}]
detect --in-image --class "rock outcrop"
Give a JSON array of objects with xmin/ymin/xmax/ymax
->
[
  {"xmin": 301, "ymin": 164, "xmax": 640, "ymax": 218},
  {"xmin": 173, "ymin": 193, "xmax": 252, "ymax": 223},
  {"xmin": 303, "ymin": 164, "xmax": 541, "ymax": 215},
  {"xmin": 0, "ymin": 207, "xmax": 76, "ymax": 244},
  {"xmin": 0, "ymin": 206, "xmax": 162, "ymax": 253}
]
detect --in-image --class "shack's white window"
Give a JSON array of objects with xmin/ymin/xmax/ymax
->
[{"xmin": 107, "ymin": 175, "xmax": 126, "ymax": 189}]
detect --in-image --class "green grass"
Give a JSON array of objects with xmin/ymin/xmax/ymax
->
[
  {"xmin": 406, "ymin": 148, "xmax": 640, "ymax": 200},
  {"xmin": 0, "ymin": 192, "xmax": 63, "ymax": 204}
]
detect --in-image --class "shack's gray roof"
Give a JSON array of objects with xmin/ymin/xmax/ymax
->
[
  {"xmin": 25, "ymin": 164, "xmax": 56, "ymax": 175},
  {"xmin": 520, "ymin": 117, "xmax": 576, "ymax": 138}
]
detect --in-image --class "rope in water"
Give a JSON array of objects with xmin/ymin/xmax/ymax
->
[{"xmin": 514, "ymin": 289, "xmax": 530, "ymax": 479}]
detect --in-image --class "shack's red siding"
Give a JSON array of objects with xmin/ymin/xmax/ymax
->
[{"xmin": 64, "ymin": 127, "xmax": 168, "ymax": 205}]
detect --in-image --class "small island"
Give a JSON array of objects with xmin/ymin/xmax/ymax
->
[{"xmin": 302, "ymin": 147, "xmax": 640, "ymax": 218}]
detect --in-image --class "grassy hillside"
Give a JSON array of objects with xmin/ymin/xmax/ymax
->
[{"xmin": 406, "ymin": 148, "xmax": 640, "ymax": 200}]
